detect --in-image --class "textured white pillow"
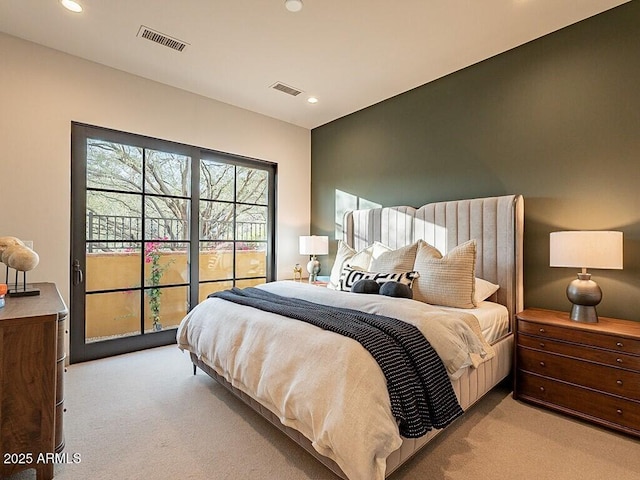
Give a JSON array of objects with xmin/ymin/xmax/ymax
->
[
  {"xmin": 475, "ymin": 277, "xmax": 500, "ymax": 303},
  {"xmin": 369, "ymin": 241, "xmax": 419, "ymax": 272},
  {"xmin": 412, "ymin": 239, "xmax": 477, "ymax": 308},
  {"xmin": 327, "ymin": 241, "xmax": 391, "ymax": 290}
]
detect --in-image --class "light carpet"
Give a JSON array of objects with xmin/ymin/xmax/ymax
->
[{"xmin": 7, "ymin": 345, "xmax": 640, "ymax": 480}]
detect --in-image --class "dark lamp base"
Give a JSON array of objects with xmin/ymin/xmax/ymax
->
[
  {"xmin": 566, "ymin": 272, "xmax": 602, "ymax": 323},
  {"xmin": 570, "ymin": 304, "xmax": 599, "ymax": 323}
]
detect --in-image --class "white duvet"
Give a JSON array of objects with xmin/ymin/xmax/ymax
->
[{"xmin": 176, "ymin": 281, "xmax": 495, "ymax": 480}]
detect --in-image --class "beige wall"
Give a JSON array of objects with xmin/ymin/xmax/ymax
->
[{"xmin": 0, "ymin": 32, "xmax": 312, "ymax": 305}]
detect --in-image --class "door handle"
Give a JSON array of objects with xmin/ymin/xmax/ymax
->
[{"xmin": 73, "ymin": 259, "xmax": 84, "ymax": 285}]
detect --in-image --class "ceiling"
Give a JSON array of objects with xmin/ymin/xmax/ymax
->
[{"xmin": 0, "ymin": 0, "xmax": 630, "ymax": 129}]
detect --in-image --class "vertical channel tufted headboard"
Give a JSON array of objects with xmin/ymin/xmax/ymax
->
[{"xmin": 343, "ymin": 195, "xmax": 524, "ymax": 323}]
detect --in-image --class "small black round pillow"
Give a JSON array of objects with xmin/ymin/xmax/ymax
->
[
  {"xmin": 351, "ymin": 279, "xmax": 381, "ymax": 294},
  {"xmin": 379, "ymin": 281, "xmax": 413, "ymax": 299}
]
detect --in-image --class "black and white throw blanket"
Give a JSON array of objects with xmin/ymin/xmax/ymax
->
[{"xmin": 211, "ymin": 287, "xmax": 464, "ymax": 437}]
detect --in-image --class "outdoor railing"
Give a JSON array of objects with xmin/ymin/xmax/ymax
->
[{"xmin": 86, "ymin": 212, "xmax": 266, "ymax": 251}]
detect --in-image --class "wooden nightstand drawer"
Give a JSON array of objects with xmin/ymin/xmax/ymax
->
[
  {"xmin": 517, "ymin": 347, "xmax": 640, "ymax": 398},
  {"xmin": 517, "ymin": 371, "xmax": 640, "ymax": 435},
  {"xmin": 518, "ymin": 318, "xmax": 640, "ymax": 355},
  {"xmin": 518, "ymin": 333, "xmax": 640, "ymax": 372}
]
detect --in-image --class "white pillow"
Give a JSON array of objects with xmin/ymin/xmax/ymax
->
[
  {"xmin": 327, "ymin": 241, "xmax": 392, "ymax": 289},
  {"xmin": 474, "ymin": 277, "xmax": 500, "ymax": 303},
  {"xmin": 369, "ymin": 241, "xmax": 419, "ymax": 272},
  {"xmin": 328, "ymin": 241, "xmax": 356, "ymax": 290}
]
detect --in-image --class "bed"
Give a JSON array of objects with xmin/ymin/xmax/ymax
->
[{"xmin": 177, "ymin": 194, "xmax": 524, "ymax": 480}]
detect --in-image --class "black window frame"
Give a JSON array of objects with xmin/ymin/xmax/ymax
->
[{"xmin": 70, "ymin": 122, "xmax": 277, "ymax": 363}]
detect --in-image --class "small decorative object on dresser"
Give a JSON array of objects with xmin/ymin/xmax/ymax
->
[
  {"xmin": 549, "ymin": 231, "xmax": 623, "ymax": 323},
  {"xmin": 293, "ymin": 263, "xmax": 303, "ymax": 281},
  {"xmin": 0, "ymin": 283, "xmax": 6, "ymax": 307},
  {"xmin": 515, "ymin": 308, "xmax": 640, "ymax": 438},
  {"xmin": 0, "ymin": 235, "xmax": 41, "ymax": 297}
]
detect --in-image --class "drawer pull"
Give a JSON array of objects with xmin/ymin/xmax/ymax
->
[
  {"xmin": 616, "ymin": 342, "xmax": 624, "ymax": 348},
  {"xmin": 616, "ymin": 358, "xmax": 623, "ymax": 364},
  {"xmin": 617, "ymin": 409, "xmax": 623, "ymax": 415},
  {"xmin": 539, "ymin": 361, "xmax": 546, "ymax": 367},
  {"xmin": 539, "ymin": 328, "xmax": 546, "ymax": 334},
  {"xmin": 539, "ymin": 386, "xmax": 545, "ymax": 392},
  {"xmin": 616, "ymin": 380, "xmax": 623, "ymax": 386},
  {"xmin": 539, "ymin": 342, "xmax": 545, "ymax": 348}
]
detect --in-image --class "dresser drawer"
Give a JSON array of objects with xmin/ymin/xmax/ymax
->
[
  {"xmin": 517, "ymin": 371, "xmax": 640, "ymax": 435},
  {"xmin": 517, "ymin": 347, "xmax": 640, "ymax": 399},
  {"xmin": 518, "ymin": 319, "xmax": 640, "ymax": 355},
  {"xmin": 518, "ymin": 333, "xmax": 640, "ymax": 372}
]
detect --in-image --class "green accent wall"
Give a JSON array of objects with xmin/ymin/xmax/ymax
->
[{"xmin": 311, "ymin": 2, "xmax": 640, "ymax": 321}]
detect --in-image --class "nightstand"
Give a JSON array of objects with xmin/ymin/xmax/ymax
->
[{"xmin": 515, "ymin": 308, "xmax": 640, "ymax": 438}]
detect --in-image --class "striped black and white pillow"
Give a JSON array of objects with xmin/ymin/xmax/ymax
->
[{"xmin": 339, "ymin": 265, "xmax": 420, "ymax": 292}]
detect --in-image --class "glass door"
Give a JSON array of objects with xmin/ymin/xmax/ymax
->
[
  {"xmin": 197, "ymin": 157, "xmax": 271, "ymax": 299},
  {"xmin": 70, "ymin": 124, "xmax": 276, "ymax": 363},
  {"xmin": 70, "ymin": 125, "xmax": 196, "ymax": 362}
]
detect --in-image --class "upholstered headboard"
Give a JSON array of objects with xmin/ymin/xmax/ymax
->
[{"xmin": 343, "ymin": 194, "xmax": 524, "ymax": 322}]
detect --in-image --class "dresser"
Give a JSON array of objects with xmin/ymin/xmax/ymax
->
[
  {"xmin": 515, "ymin": 308, "xmax": 640, "ymax": 437},
  {"xmin": 0, "ymin": 283, "xmax": 67, "ymax": 480}
]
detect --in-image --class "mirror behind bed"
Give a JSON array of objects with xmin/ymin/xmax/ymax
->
[{"xmin": 343, "ymin": 194, "xmax": 524, "ymax": 328}]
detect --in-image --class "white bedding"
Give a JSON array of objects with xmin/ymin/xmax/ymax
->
[
  {"xmin": 437, "ymin": 300, "xmax": 509, "ymax": 343},
  {"xmin": 177, "ymin": 281, "xmax": 498, "ymax": 480}
]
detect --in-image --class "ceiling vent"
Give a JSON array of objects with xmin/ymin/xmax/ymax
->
[
  {"xmin": 270, "ymin": 82, "xmax": 303, "ymax": 97},
  {"xmin": 137, "ymin": 25, "xmax": 188, "ymax": 52}
]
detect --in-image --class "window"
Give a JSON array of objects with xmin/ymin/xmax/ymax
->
[{"xmin": 70, "ymin": 123, "xmax": 276, "ymax": 362}]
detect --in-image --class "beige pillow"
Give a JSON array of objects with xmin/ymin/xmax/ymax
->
[
  {"xmin": 327, "ymin": 241, "xmax": 391, "ymax": 289},
  {"xmin": 412, "ymin": 239, "xmax": 477, "ymax": 308},
  {"xmin": 369, "ymin": 241, "xmax": 419, "ymax": 273}
]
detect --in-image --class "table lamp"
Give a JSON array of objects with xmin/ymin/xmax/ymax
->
[
  {"xmin": 299, "ymin": 235, "xmax": 329, "ymax": 282},
  {"xmin": 550, "ymin": 231, "xmax": 623, "ymax": 323}
]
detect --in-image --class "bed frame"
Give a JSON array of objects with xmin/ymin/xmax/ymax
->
[{"xmin": 191, "ymin": 194, "xmax": 524, "ymax": 478}]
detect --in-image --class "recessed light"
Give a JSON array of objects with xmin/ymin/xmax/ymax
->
[
  {"xmin": 307, "ymin": 97, "xmax": 318, "ymax": 104},
  {"xmin": 285, "ymin": 0, "xmax": 303, "ymax": 13},
  {"xmin": 60, "ymin": 0, "xmax": 83, "ymax": 13}
]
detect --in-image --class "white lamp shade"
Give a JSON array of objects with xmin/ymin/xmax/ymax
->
[
  {"xmin": 550, "ymin": 231, "xmax": 623, "ymax": 270},
  {"xmin": 299, "ymin": 235, "xmax": 329, "ymax": 256}
]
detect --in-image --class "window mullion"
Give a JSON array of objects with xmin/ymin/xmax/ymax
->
[
  {"xmin": 140, "ymin": 147, "xmax": 147, "ymax": 335},
  {"xmin": 232, "ymin": 165, "xmax": 237, "ymax": 286},
  {"xmin": 190, "ymin": 150, "xmax": 200, "ymax": 309}
]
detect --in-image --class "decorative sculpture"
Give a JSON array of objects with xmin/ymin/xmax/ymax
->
[
  {"xmin": 293, "ymin": 263, "xmax": 303, "ymax": 282},
  {"xmin": 0, "ymin": 236, "xmax": 40, "ymax": 296}
]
